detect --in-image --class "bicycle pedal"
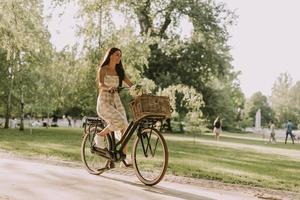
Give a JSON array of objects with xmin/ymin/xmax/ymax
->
[
  {"xmin": 108, "ymin": 162, "xmax": 115, "ymax": 169},
  {"xmin": 121, "ymin": 160, "xmax": 133, "ymax": 168},
  {"xmin": 120, "ymin": 154, "xmax": 126, "ymax": 161},
  {"xmin": 115, "ymin": 152, "xmax": 126, "ymax": 162}
]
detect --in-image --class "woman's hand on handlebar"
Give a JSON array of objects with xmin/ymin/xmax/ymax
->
[
  {"xmin": 116, "ymin": 86, "xmax": 130, "ymax": 92},
  {"xmin": 108, "ymin": 86, "xmax": 129, "ymax": 93},
  {"xmin": 108, "ymin": 87, "xmax": 117, "ymax": 93}
]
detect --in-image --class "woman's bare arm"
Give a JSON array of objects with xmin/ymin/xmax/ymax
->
[
  {"xmin": 98, "ymin": 67, "xmax": 111, "ymax": 90},
  {"xmin": 123, "ymin": 74, "xmax": 133, "ymax": 87}
]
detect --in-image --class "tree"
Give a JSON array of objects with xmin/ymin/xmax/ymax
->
[
  {"xmin": 203, "ymin": 74, "xmax": 245, "ymax": 130},
  {"xmin": 0, "ymin": 49, "xmax": 13, "ymax": 118},
  {"xmin": 0, "ymin": 0, "xmax": 53, "ymax": 129},
  {"xmin": 270, "ymin": 73, "xmax": 295, "ymax": 126},
  {"xmin": 290, "ymin": 81, "xmax": 300, "ymax": 123},
  {"xmin": 158, "ymin": 84, "xmax": 205, "ymax": 131},
  {"xmin": 118, "ymin": 0, "xmax": 241, "ymax": 128},
  {"xmin": 244, "ymin": 92, "xmax": 274, "ymax": 127}
]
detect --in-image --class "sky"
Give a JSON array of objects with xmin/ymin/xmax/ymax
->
[
  {"xmin": 222, "ymin": 0, "xmax": 300, "ymax": 97},
  {"xmin": 43, "ymin": 0, "xmax": 300, "ymax": 98}
]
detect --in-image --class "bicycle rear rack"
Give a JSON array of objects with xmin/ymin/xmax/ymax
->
[{"xmin": 85, "ymin": 117, "xmax": 106, "ymax": 126}]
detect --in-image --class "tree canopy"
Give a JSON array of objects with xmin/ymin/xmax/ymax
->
[{"xmin": 1, "ymin": 0, "xmax": 247, "ymax": 131}]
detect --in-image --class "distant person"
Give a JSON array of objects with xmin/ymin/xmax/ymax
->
[
  {"xmin": 285, "ymin": 120, "xmax": 294, "ymax": 144},
  {"xmin": 268, "ymin": 121, "xmax": 276, "ymax": 144},
  {"xmin": 42, "ymin": 118, "xmax": 48, "ymax": 128},
  {"xmin": 73, "ymin": 118, "xmax": 77, "ymax": 128},
  {"xmin": 52, "ymin": 114, "xmax": 58, "ymax": 127},
  {"xmin": 213, "ymin": 116, "xmax": 222, "ymax": 141},
  {"xmin": 12, "ymin": 117, "xmax": 17, "ymax": 128},
  {"xmin": 66, "ymin": 116, "xmax": 72, "ymax": 127}
]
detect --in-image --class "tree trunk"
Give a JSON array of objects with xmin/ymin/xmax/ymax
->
[
  {"xmin": 47, "ymin": 112, "xmax": 50, "ymax": 128},
  {"xmin": 14, "ymin": 51, "xmax": 25, "ymax": 131},
  {"xmin": 98, "ymin": 0, "xmax": 103, "ymax": 47},
  {"xmin": 4, "ymin": 66, "xmax": 14, "ymax": 129},
  {"xmin": 4, "ymin": 102, "xmax": 11, "ymax": 129},
  {"xmin": 19, "ymin": 90, "xmax": 24, "ymax": 131}
]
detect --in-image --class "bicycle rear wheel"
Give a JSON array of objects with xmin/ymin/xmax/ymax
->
[
  {"xmin": 132, "ymin": 128, "xmax": 169, "ymax": 186},
  {"xmin": 81, "ymin": 126, "xmax": 111, "ymax": 175}
]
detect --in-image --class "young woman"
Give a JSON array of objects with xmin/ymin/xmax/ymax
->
[
  {"xmin": 213, "ymin": 116, "xmax": 222, "ymax": 141},
  {"xmin": 268, "ymin": 121, "xmax": 276, "ymax": 144},
  {"xmin": 96, "ymin": 47, "xmax": 134, "ymax": 163}
]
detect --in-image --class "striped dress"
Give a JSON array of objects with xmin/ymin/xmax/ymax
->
[{"xmin": 96, "ymin": 69, "xmax": 128, "ymax": 132}]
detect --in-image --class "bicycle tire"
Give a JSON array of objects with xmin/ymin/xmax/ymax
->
[
  {"xmin": 132, "ymin": 128, "xmax": 169, "ymax": 186},
  {"xmin": 81, "ymin": 126, "xmax": 112, "ymax": 175}
]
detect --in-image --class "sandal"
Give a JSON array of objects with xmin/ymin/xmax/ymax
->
[{"xmin": 120, "ymin": 159, "xmax": 133, "ymax": 168}]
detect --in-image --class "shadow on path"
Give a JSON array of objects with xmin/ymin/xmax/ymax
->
[{"xmin": 101, "ymin": 174, "xmax": 215, "ymax": 200}]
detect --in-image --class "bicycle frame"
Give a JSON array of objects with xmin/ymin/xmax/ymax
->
[
  {"xmin": 89, "ymin": 115, "xmax": 165, "ymax": 162},
  {"xmin": 116, "ymin": 116, "xmax": 165, "ymax": 152}
]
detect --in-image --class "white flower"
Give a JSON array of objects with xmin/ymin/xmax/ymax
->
[
  {"xmin": 129, "ymin": 84, "xmax": 144, "ymax": 97},
  {"xmin": 130, "ymin": 79, "xmax": 156, "ymax": 97}
]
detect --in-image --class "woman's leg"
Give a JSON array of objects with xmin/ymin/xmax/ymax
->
[
  {"xmin": 290, "ymin": 132, "xmax": 295, "ymax": 144},
  {"xmin": 213, "ymin": 128, "xmax": 217, "ymax": 140},
  {"xmin": 97, "ymin": 126, "xmax": 111, "ymax": 136},
  {"xmin": 215, "ymin": 129, "xmax": 220, "ymax": 141},
  {"xmin": 113, "ymin": 95, "xmax": 129, "ymax": 156},
  {"xmin": 97, "ymin": 103, "xmax": 127, "ymax": 137},
  {"xmin": 273, "ymin": 135, "xmax": 276, "ymax": 143}
]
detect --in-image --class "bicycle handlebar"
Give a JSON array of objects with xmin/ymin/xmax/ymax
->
[
  {"xmin": 106, "ymin": 86, "xmax": 130, "ymax": 93},
  {"xmin": 116, "ymin": 86, "xmax": 130, "ymax": 92}
]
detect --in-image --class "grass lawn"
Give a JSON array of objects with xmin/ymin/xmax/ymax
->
[
  {"xmin": 0, "ymin": 128, "xmax": 82, "ymax": 161},
  {"xmin": 0, "ymin": 127, "xmax": 299, "ymax": 192},
  {"xmin": 176, "ymin": 132, "xmax": 300, "ymax": 150}
]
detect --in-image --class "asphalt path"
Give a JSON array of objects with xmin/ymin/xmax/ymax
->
[{"xmin": 0, "ymin": 157, "xmax": 258, "ymax": 200}]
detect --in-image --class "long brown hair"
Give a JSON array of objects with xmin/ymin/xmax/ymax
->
[{"xmin": 97, "ymin": 47, "xmax": 125, "ymax": 88}]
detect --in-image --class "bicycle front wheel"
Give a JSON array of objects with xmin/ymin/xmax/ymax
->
[
  {"xmin": 132, "ymin": 128, "xmax": 169, "ymax": 186},
  {"xmin": 81, "ymin": 126, "xmax": 111, "ymax": 175}
]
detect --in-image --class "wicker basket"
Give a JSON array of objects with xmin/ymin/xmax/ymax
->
[{"xmin": 130, "ymin": 94, "xmax": 172, "ymax": 121}]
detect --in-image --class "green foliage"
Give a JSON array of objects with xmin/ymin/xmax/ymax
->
[
  {"xmin": 202, "ymin": 75, "xmax": 245, "ymax": 130},
  {"xmin": 0, "ymin": 0, "xmax": 53, "ymax": 127},
  {"xmin": 270, "ymin": 73, "xmax": 297, "ymax": 126},
  {"xmin": 0, "ymin": 0, "xmax": 50, "ymax": 56},
  {"xmin": 158, "ymin": 84, "xmax": 206, "ymax": 130},
  {"xmin": 1, "ymin": 0, "xmax": 245, "ymax": 131},
  {"xmin": 0, "ymin": 49, "xmax": 11, "ymax": 117},
  {"xmin": 124, "ymin": 0, "xmax": 242, "ymax": 130},
  {"xmin": 183, "ymin": 111, "xmax": 207, "ymax": 133},
  {"xmin": 290, "ymin": 81, "xmax": 300, "ymax": 124},
  {"xmin": 69, "ymin": 0, "xmax": 243, "ymax": 130},
  {"xmin": 244, "ymin": 92, "xmax": 275, "ymax": 127}
]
